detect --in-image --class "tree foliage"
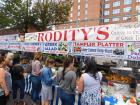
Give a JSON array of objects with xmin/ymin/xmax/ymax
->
[{"xmin": 0, "ymin": 0, "xmax": 72, "ymax": 32}]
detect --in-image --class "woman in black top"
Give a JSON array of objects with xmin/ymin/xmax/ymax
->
[{"xmin": 10, "ymin": 59, "xmax": 25, "ymax": 105}]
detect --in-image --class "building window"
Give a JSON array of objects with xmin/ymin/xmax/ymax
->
[
  {"xmin": 85, "ymin": 3, "xmax": 88, "ymax": 9},
  {"xmin": 124, "ymin": 7, "xmax": 131, "ymax": 12},
  {"xmin": 105, "ymin": 4, "xmax": 110, "ymax": 8},
  {"xmin": 123, "ymin": 16, "xmax": 131, "ymax": 20},
  {"xmin": 136, "ymin": 0, "xmax": 140, "ymax": 2},
  {"xmin": 104, "ymin": 19, "xmax": 110, "ymax": 23},
  {"xmin": 78, "ymin": 5, "xmax": 80, "ymax": 10},
  {"xmin": 85, "ymin": 9, "xmax": 88, "ymax": 15},
  {"xmin": 104, "ymin": 10, "xmax": 110, "ymax": 15},
  {"xmin": 85, "ymin": 0, "xmax": 88, "ymax": 3},
  {"xmin": 78, "ymin": 11, "xmax": 80, "ymax": 16},
  {"xmin": 124, "ymin": 0, "xmax": 132, "ymax": 5},
  {"xmin": 112, "ymin": 18, "xmax": 120, "ymax": 22},
  {"xmin": 112, "ymin": 9, "xmax": 120, "ymax": 14},
  {"xmin": 113, "ymin": 1, "xmax": 120, "ymax": 7}
]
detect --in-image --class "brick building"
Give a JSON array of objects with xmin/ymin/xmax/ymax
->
[
  {"xmin": 56, "ymin": 0, "xmax": 101, "ymax": 29},
  {"xmin": 56, "ymin": 0, "xmax": 140, "ymax": 29},
  {"xmin": 102, "ymin": 0, "xmax": 140, "ymax": 24}
]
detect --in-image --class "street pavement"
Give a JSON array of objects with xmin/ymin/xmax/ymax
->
[
  {"xmin": 7, "ymin": 92, "xmax": 79, "ymax": 105},
  {"xmin": 7, "ymin": 94, "xmax": 33, "ymax": 105}
]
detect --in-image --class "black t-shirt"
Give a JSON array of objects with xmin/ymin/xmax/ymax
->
[{"xmin": 10, "ymin": 64, "xmax": 24, "ymax": 81}]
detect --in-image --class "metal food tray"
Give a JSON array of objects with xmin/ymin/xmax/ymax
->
[{"xmin": 110, "ymin": 67, "xmax": 140, "ymax": 80}]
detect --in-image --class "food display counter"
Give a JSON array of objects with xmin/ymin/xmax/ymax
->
[{"xmin": 101, "ymin": 63, "xmax": 140, "ymax": 105}]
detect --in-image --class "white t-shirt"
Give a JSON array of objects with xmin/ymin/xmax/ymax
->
[{"xmin": 82, "ymin": 72, "xmax": 102, "ymax": 91}]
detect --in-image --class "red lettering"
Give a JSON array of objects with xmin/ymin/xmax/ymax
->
[
  {"xmin": 69, "ymin": 30, "xmax": 79, "ymax": 41},
  {"xmin": 64, "ymin": 30, "xmax": 68, "ymax": 41},
  {"xmin": 54, "ymin": 31, "xmax": 62, "ymax": 41},
  {"xmin": 84, "ymin": 42, "xmax": 88, "ymax": 46},
  {"xmin": 96, "ymin": 27, "xmax": 109, "ymax": 40},
  {"xmin": 81, "ymin": 28, "xmax": 92, "ymax": 40},
  {"xmin": 45, "ymin": 32, "xmax": 52, "ymax": 41},
  {"xmin": 38, "ymin": 33, "xmax": 44, "ymax": 42},
  {"xmin": 97, "ymin": 42, "xmax": 102, "ymax": 46},
  {"xmin": 120, "ymin": 43, "xmax": 124, "ymax": 47}
]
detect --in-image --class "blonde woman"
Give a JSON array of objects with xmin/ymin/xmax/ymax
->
[
  {"xmin": 0, "ymin": 53, "xmax": 12, "ymax": 105},
  {"xmin": 41, "ymin": 58, "xmax": 55, "ymax": 105}
]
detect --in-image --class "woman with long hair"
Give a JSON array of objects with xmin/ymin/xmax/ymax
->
[
  {"xmin": 41, "ymin": 58, "xmax": 55, "ymax": 105},
  {"xmin": 59, "ymin": 56, "xmax": 77, "ymax": 105},
  {"xmin": 77, "ymin": 57, "xmax": 102, "ymax": 105},
  {"xmin": 31, "ymin": 52, "xmax": 42, "ymax": 105}
]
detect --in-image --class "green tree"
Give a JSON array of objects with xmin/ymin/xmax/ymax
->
[{"xmin": 0, "ymin": 0, "xmax": 72, "ymax": 32}]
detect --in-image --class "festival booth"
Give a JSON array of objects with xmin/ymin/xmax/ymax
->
[{"xmin": 0, "ymin": 22, "xmax": 140, "ymax": 105}]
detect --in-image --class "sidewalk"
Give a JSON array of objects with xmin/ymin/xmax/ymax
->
[
  {"xmin": 7, "ymin": 93, "xmax": 79, "ymax": 105},
  {"xmin": 7, "ymin": 94, "xmax": 32, "ymax": 105}
]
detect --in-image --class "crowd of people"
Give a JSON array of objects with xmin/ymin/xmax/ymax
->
[{"xmin": 0, "ymin": 52, "xmax": 103, "ymax": 105}]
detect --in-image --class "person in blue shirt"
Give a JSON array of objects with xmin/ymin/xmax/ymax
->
[{"xmin": 41, "ymin": 58, "xmax": 56, "ymax": 105}]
